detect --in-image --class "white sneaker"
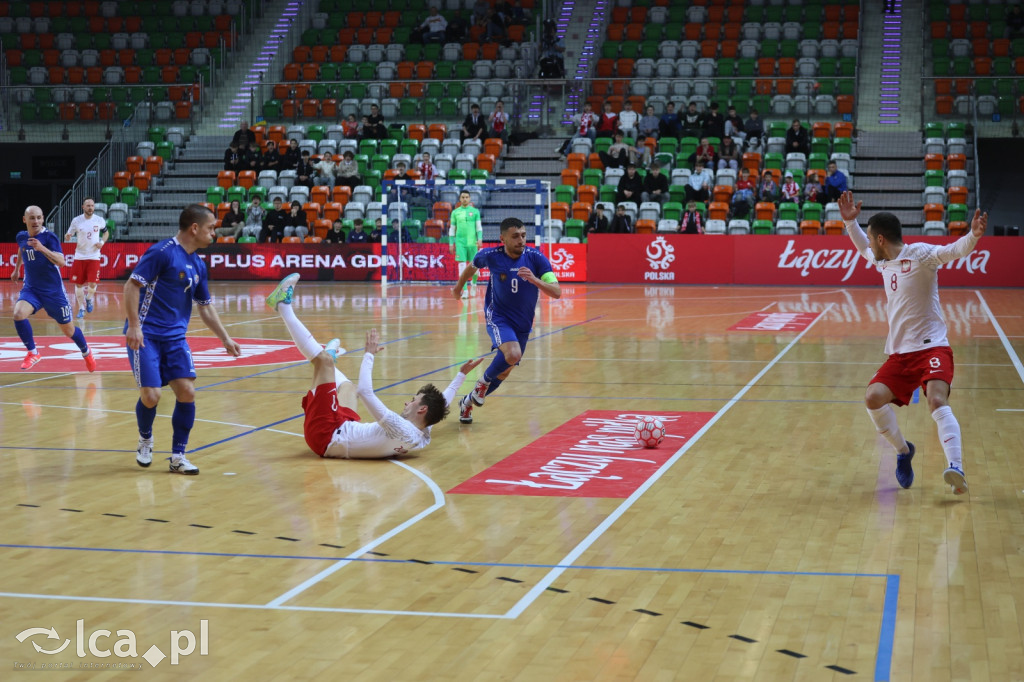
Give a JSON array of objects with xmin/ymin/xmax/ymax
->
[
  {"xmin": 469, "ymin": 379, "xmax": 489, "ymax": 406},
  {"xmin": 136, "ymin": 436, "xmax": 154, "ymax": 468},
  {"xmin": 324, "ymin": 338, "xmax": 346, "ymax": 362},
  {"xmin": 461, "ymin": 288, "xmax": 469, "ymax": 299},
  {"xmin": 169, "ymin": 454, "xmax": 199, "ymax": 475}
]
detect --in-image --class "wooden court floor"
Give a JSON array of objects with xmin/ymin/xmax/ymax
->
[{"xmin": 1, "ymin": 281, "xmax": 1023, "ymax": 681}]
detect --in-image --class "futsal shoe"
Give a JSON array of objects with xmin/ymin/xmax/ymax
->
[
  {"xmin": 458, "ymin": 394, "xmax": 474, "ymax": 424},
  {"xmin": 266, "ymin": 272, "xmax": 301, "ymax": 310},
  {"xmin": 943, "ymin": 466, "xmax": 968, "ymax": 495},
  {"xmin": 169, "ymin": 454, "xmax": 199, "ymax": 475},
  {"xmin": 324, "ymin": 338, "xmax": 346, "ymax": 362},
  {"xmin": 83, "ymin": 351, "xmax": 97, "ymax": 373},
  {"xmin": 461, "ymin": 287, "xmax": 469, "ymax": 299},
  {"xmin": 76, "ymin": 308, "xmax": 85, "ymax": 320},
  {"xmin": 20, "ymin": 352, "xmax": 41, "ymax": 370},
  {"xmin": 86, "ymin": 299, "xmax": 94, "ymax": 313},
  {"xmin": 136, "ymin": 436, "xmax": 154, "ymax": 467},
  {"xmin": 895, "ymin": 441, "xmax": 915, "ymax": 489},
  {"xmin": 469, "ymin": 379, "xmax": 489, "ymax": 407}
]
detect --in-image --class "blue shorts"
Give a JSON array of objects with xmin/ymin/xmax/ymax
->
[
  {"xmin": 128, "ymin": 336, "xmax": 196, "ymax": 388},
  {"xmin": 485, "ymin": 314, "xmax": 530, "ymax": 356},
  {"xmin": 18, "ymin": 285, "xmax": 72, "ymax": 325}
]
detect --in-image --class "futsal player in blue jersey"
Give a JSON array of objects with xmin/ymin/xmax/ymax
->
[
  {"xmin": 11, "ymin": 205, "xmax": 96, "ymax": 372},
  {"xmin": 451, "ymin": 217, "xmax": 561, "ymax": 423},
  {"xmin": 124, "ymin": 204, "xmax": 241, "ymax": 475}
]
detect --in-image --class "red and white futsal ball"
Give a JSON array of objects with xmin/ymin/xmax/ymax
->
[{"xmin": 633, "ymin": 417, "xmax": 666, "ymax": 448}]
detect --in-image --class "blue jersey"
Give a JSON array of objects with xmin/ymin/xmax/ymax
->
[
  {"xmin": 16, "ymin": 229, "xmax": 65, "ymax": 295},
  {"xmin": 474, "ymin": 245, "xmax": 553, "ymax": 333},
  {"xmin": 125, "ymin": 237, "xmax": 212, "ymax": 340}
]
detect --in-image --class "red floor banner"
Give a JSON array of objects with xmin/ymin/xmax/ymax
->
[{"xmin": 448, "ymin": 410, "xmax": 716, "ymax": 498}]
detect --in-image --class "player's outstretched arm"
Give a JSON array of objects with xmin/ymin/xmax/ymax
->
[
  {"xmin": 452, "ymin": 264, "xmax": 478, "ymax": 299},
  {"xmin": 197, "ymin": 304, "xmax": 241, "ymax": 357},
  {"xmin": 517, "ymin": 267, "xmax": 562, "ymax": 299},
  {"xmin": 459, "ymin": 357, "xmax": 484, "ymax": 375},
  {"xmin": 837, "ymin": 190, "xmax": 861, "ymax": 222},
  {"xmin": 837, "ymin": 190, "xmax": 870, "ymax": 254},
  {"xmin": 970, "ymin": 208, "xmax": 988, "ymax": 238}
]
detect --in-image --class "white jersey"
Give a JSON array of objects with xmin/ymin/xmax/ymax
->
[
  {"xmin": 67, "ymin": 214, "xmax": 106, "ymax": 260},
  {"xmin": 323, "ymin": 353, "xmax": 466, "ymax": 459},
  {"xmin": 846, "ymin": 219, "xmax": 980, "ymax": 355}
]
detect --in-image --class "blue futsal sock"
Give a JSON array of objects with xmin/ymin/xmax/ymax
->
[
  {"xmin": 136, "ymin": 399, "xmax": 157, "ymax": 439},
  {"xmin": 14, "ymin": 319, "xmax": 36, "ymax": 352},
  {"xmin": 70, "ymin": 326, "xmax": 89, "ymax": 354},
  {"xmin": 171, "ymin": 401, "xmax": 196, "ymax": 455},
  {"xmin": 485, "ymin": 378, "xmax": 503, "ymax": 396},
  {"xmin": 483, "ymin": 352, "xmax": 512, "ymax": 384}
]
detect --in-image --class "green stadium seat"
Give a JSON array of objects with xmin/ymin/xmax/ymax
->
[
  {"xmin": 148, "ymin": 126, "xmax": 167, "ymax": 144},
  {"xmin": 238, "ymin": 235, "xmax": 257, "ymax": 243},
  {"xmin": 226, "ymin": 186, "xmax": 247, "ymax": 205},
  {"xmin": 155, "ymin": 141, "xmax": 174, "ymax": 161},
  {"xmin": 102, "ymin": 186, "xmax": 120, "ymax": 205},
  {"xmin": 752, "ymin": 219, "xmax": 774, "ymax": 234},
  {"xmin": 778, "ymin": 202, "xmax": 800, "ymax": 222},
  {"xmin": 801, "ymin": 202, "xmax": 823, "ymax": 222},
  {"xmin": 947, "ymin": 204, "xmax": 968, "ymax": 223},
  {"xmin": 249, "ymin": 186, "xmax": 268, "ymax": 203},
  {"xmin": 925, "ymin": 170, "xmax": 945, "ymax": 187},
  {"xmin": 206, "ymin": 186, "xmax": 225, "ymax": 204},
  {"xmin": 120, "ymin": 187, "xmax": 140, "ymax": 207},
  {"xmin": 662, "ymin": 202, "xmax": 683, "ymax": 222},
  {"xmin": 599, "ymin": 184, "xmax": 618, "ymax": 203},
  {"xmin": 565, "ymin": 219, "xmax": 586, "ymax": 241}
]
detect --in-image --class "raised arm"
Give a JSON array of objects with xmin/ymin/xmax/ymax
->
[
  {"xmin": 356, "ymin": 328, "xmax": 393, "ymax": 422},
  {"xmin": 837, "ymin": 190, "xmax": 871, "ymax": 257}
]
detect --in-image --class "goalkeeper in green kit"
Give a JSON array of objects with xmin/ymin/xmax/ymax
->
[{"xmin": 449, "ymin": 190, "xmax": 483, "ymax": 298}]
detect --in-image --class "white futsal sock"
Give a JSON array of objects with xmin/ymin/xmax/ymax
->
[
  {"xmin": 931, "ymin": 405, "xmax": 963, "ymax": 469},
  {"xmin": 867, "ymin": 405, "xmax": 910, "ymax": 454},
  {"xmin": 278, "ymin": 302, "xmax": 349, "ymax": 385}
]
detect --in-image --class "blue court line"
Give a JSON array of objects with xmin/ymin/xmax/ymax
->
[
  {"xmin": 188, "ymin": 414, "xmax": 301, "ymax": 453},
  {"xmin": 0, "ymin": 446, "xmax": 137, "ymax": 453},
  {"xmin": 911, "ymin": 388, "xmax": 920, "ymax": 404},
  {"xmin": 876, "ymin": 575, "xmax": 900, "ymax": 682}
]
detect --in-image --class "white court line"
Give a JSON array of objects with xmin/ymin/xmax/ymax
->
[
  {"xmin": 760, "ymin": 302, "xmax": 777, "ymax": 311},
  {"xmin": 0, "ymin": 592, "xmax": 502, "ymax": 619},
  {"xmin": 0, "ymin": 372, "xmax": 75, "ymax": 390},
  {"xmin": 265, "ymin": 459, "xmax": 446, "ymax": 607},
  {"xmin": 502, "ymin": 302, "xmax": 836, "ymax": 619},
  {"xmin": 0, "ymin": 401, "xmax": 262, "ymax": 430},
  {"xmin": 996, "ymin": 409, "xmax": 1024, "ymax": 412},
  {"xmin": 976, "ymin": 291, "xmax": 1024, "ymax": 386}
]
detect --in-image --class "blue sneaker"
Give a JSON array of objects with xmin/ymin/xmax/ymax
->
[
  {"xmin": 266, "ymin": 273, "xmax": 300, "ymax": 310},
  {"xmin": 895, "ymin": 441, "xmax": 915, "ymax": 489},
  {"xmin": 943, "ymin": 466, "xmax": 968, "ymax": 495},
  {"xmin": 324, "ymin": 338, "xmax": 346, "ymax": 362},
  {"xmin": 76, "ymin": 308, "xmax": 85, "ymax": 320},
  {"xmin": 85, "ymin": 299, "xmax": 94, "ymax": 313}
]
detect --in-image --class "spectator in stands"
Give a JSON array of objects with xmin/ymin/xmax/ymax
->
[
  {"xmin": 282, "ymin": 139, "xmax": 301, "ymax": 170},
  {"xmin": 362, "ymin": 104, "xmax": 387, "ymax": 141},
  {"xmin": 717, "ymin": 136, "xmax": 740, "ymax": 171},
  {"xmin": 347, "ymin": 219, "xmax": 369, "ymax": 243},
  {"xmin": 240, "ymin": 140, "xmax": 261, "ymax": 172},
  {"xmin": 417, "ymin": 152, "xmax": 437, "ymax": 181},
  {"xmin": 610, "ymin": 204, "xmax": 633, "ymax": 233},
  {"xmin": 242, "ymin": 196, "xmax": 266, "ymax": 240},
  {"xmin": 731, "ymin": 168, "xmax": 756, "ymax": 218},
  {"xmin": 323, "ymin": 219, "xmax": 346, "ymax": 244},
  {"xmin": 388, "ymin": 218, "xmax": 413, "ymax": 244},
  {"xmin": 260, "ymin": 140, "xmax": 282, "ymax": 174},
  {"xmin": 484, "ymin": 7, "xmax": 507, "ymax": 42},
  {"xmin": 260, "ymin": 197, "xmax": 289, "ymax": 243},
  {"xmin": 461, "ymin": 104, "xmax": 487, "ymax": 143},
  {"xmin": 586, "ymin": 204, "xmax": 609, "ymax": 235},
  {"xmin": 508, "ymin": 0, "xmax": 527, "ymax": 25},
  {"xmin": 335, "ymin": 150, "xmax": 361, "ymax": 191},
  {"xmin": 743, "ymin": 109, "xmax": 765, "ymax": 150},
  {"xmin": 216, "ymin": 200, "xmax": 245, "ymax": 239},
  {"xmin": 804, "ymin": 171, "xmax": 824, "ymax": 204},
  {"xmin": 639, "ymin": 105, "xmax": 660, "ymax": 140},
  {"xmin": 823, "ymin": 160, "xmax": 848, "ymax": 202},
  {"xmin": 617, "ymin": 101, "xmax": 640, "ymax": 140},
  {"xmin": 539, "ymin": 20, "xmax": 565, "ymax": 78},
  {"xmin": 341, "ymin": 114, "xmax": 360, "ymax": 140},
  {"xmin": 313, "ymin": 153, "xmax": 338, "ymax": 188},
  {"xmin": 295, "ymin": 150, "xmax": 316, "ymax": 188},
  {"xmin": 701, "ymin": 102, "xmax": 725, "ymax": 140},
  {"xmin": 414, "ymin": 6, "xmax": 448, "ymax": 44},
  {"xmin": 599, "ymin": 132, "xmax": 634, "ymax": 169},
  {"xmin": 780, "ymin": 171, "xmax": 801, "ymax": 202},
  {"xmin": 447, "ymin": 9, "xmax": 469, "ymax": 42},
  {"xmin": 223, "ymin": 142, "xmax": 242, "ymax": 172},
  {"xmin": 1009, "ymin": 5, "xmax": 1024, "ymax": 37},
  {"xmin": 284, "ymin": 202, "xmax": 309, "ymax": 241},
  {"xmin": 369, "ymin": 217, "xmax": 384, "ymax": 243},
  {"xmin": 679, "ymin": 200, "xmax": 705, "ymax": 234},
  {"xmin": 231, "ymin": 121, "xmax": 256, "ymax": 148},
  {"xmin": 642, "ymin": 162, "xmax": 669, "ymax": 205},
  {"xmin": 472, "ymin": 0, "xmax": 490, "ymax": 24},
  {"xmin": 659, "ymin": 102, "xmax": 681, "ymax": 139},
  {"xmin": 688, "ymin": 137, "xmax": 717, "ymax": 170},
  {"xmin": 615, "ymin": 163, "xmax": 645, "ymax": 204},
  {"xmin": 488, "ymin": 101, "xmax": 509, "ymax": 144},
  {"xmin": 685, "ymin": 160, "xmax": 713, "ymax": 203},
  {"xmin": 595, "ymin": 101, "xmax": 619, "ymax": 138},
  {"xmin": 724, "ymin": 105, "xmax": 746, "ymax": 147},
  {"xmin": 557, "ymin": 102, "xmax": 598, "ymax": 158},
  {"xmin": 758, "ymin": 169, "xmax": 779, "ymax": 204},
  {"xmin": 785, "ymin": 119, "xmax": 810, "ymax": 157},
  {"xmin": 633, "ymin": 135, "xmax": 654, "ymax": 168},
  {"xmin": 680, "ymin": 101, "xmax": 702, "ymax": 139}
]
